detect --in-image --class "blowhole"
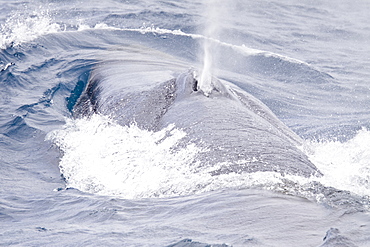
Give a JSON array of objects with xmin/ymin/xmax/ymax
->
[{"xmin": 192, "ymin": 78, "xmax": 198, "ymax": 91}]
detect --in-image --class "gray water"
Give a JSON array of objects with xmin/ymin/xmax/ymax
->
[{"xmin": 1, "ymin": 0, "xmax": 370, "ymax": 246}]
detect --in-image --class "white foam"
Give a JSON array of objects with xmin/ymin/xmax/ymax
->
[
  {"xmin": 307, "ymin": 128, "xmax": 370, "ymax": 197},
  {"xmin": 47, "ymin": 115, "xmax": 206, "ymax": 198},
  {"xmin": 0, "ymin": 7, "xmax": 115, "ymax": 49},
  {"xmin": 46, "ymin": 115, "xmax": 301, "ymax": 199},
  {"xmin": 47, "ymin": 114, "xmax": 370, "ymax": 199},
  {"xmin": 0, "ymin": 10, "xmax": 61, "ymax": 49},
  {"xmin": 0, "ymin": 62, "xmax": 13, "ymax": 71}
]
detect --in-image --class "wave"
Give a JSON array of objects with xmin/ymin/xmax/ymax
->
[
  {"xmin": 0, "ymin": 5, "xmax": 313, "ymax": 72},
  {"xmin": 0, "ymin": 6, "xmax": 333, "ymax": 103}
]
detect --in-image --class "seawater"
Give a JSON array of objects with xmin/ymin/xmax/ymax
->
[{"xmin": 1, "ymin": 0, "xmax": 370, "ymax": 246}]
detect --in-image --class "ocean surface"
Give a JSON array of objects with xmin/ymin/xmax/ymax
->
[{"xmin": 1, "ymin": 0, "xmax": 370, "ymax": 246}]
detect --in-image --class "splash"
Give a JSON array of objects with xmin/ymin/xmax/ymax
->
[
  {"xmin": 307, "ymin": 128, "xmax": 370, "ymax": 197},
  {"xmin": 0, "ymin": 10, "xmax": 61, "ymax": 49},
  {"xmin": 47, "ymin": 115, "xmax": 204, "ymax": 199},
  {"xmin": 46, "ymin": 115, "xmax": 307, "ymax": 199},
  {"xmin": 47, "ymin": 113, "xmax": 370, "ymax": 203}
]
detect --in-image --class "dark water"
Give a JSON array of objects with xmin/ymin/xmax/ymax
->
[{"xmin": 1, "ymin": 0, "xmax": 370, "ymax": 246}]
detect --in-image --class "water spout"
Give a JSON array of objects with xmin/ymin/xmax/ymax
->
[{"xmin": 199, "ymin": 0, "xmax": 222, "ymax": 96}]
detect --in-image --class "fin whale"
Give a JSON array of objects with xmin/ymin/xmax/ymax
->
[{"xmin": 74, "ymin": 61, "xmax": 321, "ymax": 178}]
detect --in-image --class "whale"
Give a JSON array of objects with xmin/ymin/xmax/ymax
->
[{"xmin": 73, "ymin": 51, "xmax": 321, "ymax": 178}]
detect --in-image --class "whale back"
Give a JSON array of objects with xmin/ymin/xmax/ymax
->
[
  {"xmin": 157, "ymin": 72, "xmax": 319, "ymax": 177},
  {"xmin": 74, "ymin": 63, "xmax": 321, "ymax": 178}
]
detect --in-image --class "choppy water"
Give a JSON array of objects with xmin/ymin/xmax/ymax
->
[{"xmin": 1, "ymin": 0, "xmax": 370, "ymax": 246}]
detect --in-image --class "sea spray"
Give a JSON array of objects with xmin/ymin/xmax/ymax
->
[
  {"xmin": 199, "ymin": 0, "xmax": 225, "ymax": 95},
  {"xmin": 0, "ymin": 9, "xmax": 61, "ymax": 49}
]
